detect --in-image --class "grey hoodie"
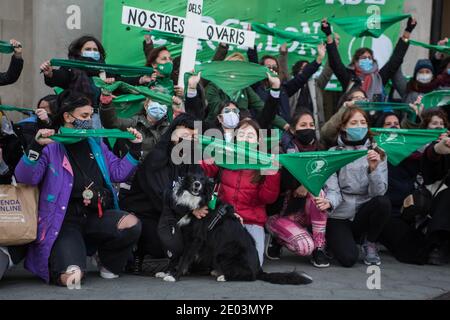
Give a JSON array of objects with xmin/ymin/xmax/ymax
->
[{"xmin": 324, "ymin": 136, "xmax": 388, "ymax": 220}]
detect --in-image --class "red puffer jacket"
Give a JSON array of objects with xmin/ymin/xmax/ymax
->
[{"xmin": 201, "ymin": 162, "xmax": 281, "ymax": 227}]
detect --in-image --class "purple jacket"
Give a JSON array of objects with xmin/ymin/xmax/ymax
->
[{"xmin": 14, "ymin": 139, "xmax": 139, "ymax": 283}]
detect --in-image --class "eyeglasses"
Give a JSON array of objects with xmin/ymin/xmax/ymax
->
[{"xmin": 223, "ymin": 107, "xmax": 240, "ymax": 114}]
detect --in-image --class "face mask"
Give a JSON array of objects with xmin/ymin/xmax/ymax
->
[
  {"xmin": 222, "ymin": 112, "xmax": 240, "ymax": 129},
  {"xmin": 447, "ymin": 69, "xmax": 450, "ymax": 75},
  {"xmin": 358, "ymin": 58, "xmax": 374, "ymax": 72},
  {"xmin": 157, "ymin": 62, "xmax": 173, "ymax": 77},
  {"xmin": 416, "ymin": 73, "xmax": 433, "ymax": 84},
  {"xmin": 295, "ymin": 129, "xmax": 316, "ymax": 145},
  {"xmin": 72, "ymin": 118, "xmax": 93, "ymax": 130},
  {"xmin": 82, "ymin": 50, "xmax": 101, "ymax": 61},
  {"xmin": 346, "ymin": 127, "xmax": 368, "ymax": 142},
  {"xmin": 146, "ymin": 102, "xmax": 167, "ymax": 121}
]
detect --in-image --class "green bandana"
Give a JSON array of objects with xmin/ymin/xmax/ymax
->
[
  {"xmin": 200, "ymin": 135, "xmax": 278, "ymax": 171},
  {"xmin": 200, "ymin": 135, "xmax": 370, "ymax": 196},
  {"xmin": 188, "ymin": 61, "xmax": 273, "ymax": 97},
  {"xmin": 50, "ymin": 59, "xmax": 154, "ymax": 77},
  {"xmin": 329, "ymin": 14, "xmax": 411, "ymax": 38},
  {"xmin": 93, "ymin": 77, "xmax": 173, "ymax": 120},
  {"xmin": 281, "ymin": 150, "xmax": 368, "ymax": 196},
  {"xmin": 409, "ymin": 40, "xmax": 450, "ymax": 56},
  {"xmin": 421, "ymin": 90, "xmax": 450, "ymax": 110},
  {"xmin": 372, "ymin": 128, "xmax": 447, "ymax": 166},
  {"xmin": 355, "ymin": 101, "xmax": 417, "ymax": 121},
  {"xmin": 0, "ymin": 41, "xmax": 14, "ymax": 54},
  {"xmin": 156, "ymin": 62, "xmax": 174, "ymax": 77},
  {"xmin": 0, "ymin": 105, "xmax": 34, "ymax": 113},
  {"xmin": 141, "ymin": 30, "xmax": 184, "ymax": 45},
  {"xmin": 251, "ymin": 23, "xmax": 325, "ymax": 46},
  {"xmin": 51, "ymin": 127, "xmax": 135, "ymax": 147}
]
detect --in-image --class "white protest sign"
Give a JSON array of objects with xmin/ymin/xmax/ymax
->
[{"xmin": 122, "ymin": 5, "xmax": 256, "ymax": 47}]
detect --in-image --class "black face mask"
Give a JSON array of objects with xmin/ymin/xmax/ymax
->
[{"xmin": 295, "ymin": 129, "xmax": 316, "ymax": 145}]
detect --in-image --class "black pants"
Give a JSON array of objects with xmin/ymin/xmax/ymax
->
[
  {"xmin": 136, "ymin": 215, "xmax": 166, "ymax": 258},
  {"xmin": 326, "ymin": 196, "xmax": 391, "ymax": 267},
  {"xmin": 379, "ymin": 216, "xmax": 432, "ymax": 265},
  {"xmin": 49, "ymin": 205, "xmax": 141, "ymax": 283}
]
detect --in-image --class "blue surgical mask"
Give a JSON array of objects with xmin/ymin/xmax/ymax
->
[
  {"xmin": 146, "ymin": 102, "xmax": 167, "ymax": 121},
  {"xmin": 448, "ymin": 68, "xmax": 450, "ymax": 75},
  {"xmin": 72, "ymin": 118, "xmax": 93, "ymax": 130},
  {"xmin": 346, "ymin": 127, "xmax": 368, "ymax": 142},
  {"xmin": 82, "ymin": 50, "xmax": 101, "ymax": 61},
  {"xmin": 359, "ymin": 58, "xmax": 374, "ymax": 72}
]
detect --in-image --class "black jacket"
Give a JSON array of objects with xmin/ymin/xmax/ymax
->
[
  {"xmin": 0, "ymin": 55, "xmax": 23, "ymax": 86},
  {"xmin": 326, "ymin": 37, "xmax": 410, "ymax": 92},
  {"xmin": 119, "ymin": 114, "xmax": 198, "ymax": 218}
]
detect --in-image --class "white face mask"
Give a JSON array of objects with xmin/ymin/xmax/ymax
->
[
  {"xmin": 416, "ymin": 73, "xmax": 433, "ymax": 84},
  {"xmin": 222, "ymin": 112, "xmax": 240, "ymax": 129}
]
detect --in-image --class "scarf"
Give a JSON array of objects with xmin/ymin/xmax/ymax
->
[{"xmin": 354, "ymin": 61, "xmax": 384, "ymax": 102}]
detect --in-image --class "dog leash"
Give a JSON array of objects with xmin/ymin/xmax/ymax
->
[{"xmin": 207, "ymin": 204, "xmax": 227, "ymax": 231}]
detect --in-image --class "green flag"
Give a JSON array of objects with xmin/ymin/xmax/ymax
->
[
  {"xmin": 251, "ymin": 23, "xmax": 325, "ymax": 46},
  {"xmin": 329, "ymin": 14, "xmax": 411, "ymax": 38},
  {"xmin": 194, "ymin": 61, "xmax": 272, "ymax": 97},
  {"xmin": 200, "ymin": 135, "xmax": 277, "ymax": 171},
  {"xmin": 51, "ymin": 127, "xmax": 135, "ymax": 147},
  {"xmin": 50, "ymin": 59, "xmax": 154, "ymax": 77},
  {"xmin": 0, "ymin": 40, "xmax": 14, "ymax": 54},
  {"xmin": 409, "ymin": 40, "xmax": 450, "ymax": 55},
  {"xmin": 355, "ymin": 101, "xmax": 417, "ymax": 121},
  {"xmin": 421, "ymin": 90, "xmax": 450, "ymax": 110},
  {"xmin": 280, "ymin": 150, "xmax": 368, "ymax": 197},
  {"xmin": 93, "ymin": 77, "xmax": 173, "ymax": 119},
  {"xmin": 0, "ymin": 105, "xmax": 34, "ymax": 113},
  {"xmin": 372, "ymin": 128, "xmax": 447, "ymax": 166}
]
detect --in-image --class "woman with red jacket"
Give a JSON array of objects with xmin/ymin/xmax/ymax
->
[{"xmin": 201, "ymin": 119, "xmax": 281, "ymax": 266}]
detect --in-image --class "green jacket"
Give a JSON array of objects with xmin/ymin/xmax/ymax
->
[
  {"xmin": 100, "ymin": 104, "xmax": 170, "ymax": 158},
  {"xmin": 205, "ymin": 82, "xmax": 287, "ymax": 129}
]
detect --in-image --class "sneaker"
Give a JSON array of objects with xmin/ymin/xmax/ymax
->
[
  {"xmin": 311, "ymin": 248, "xmax": 330, "ymax": 268},
  {"xmin": 93, "ymin": 253, "xmax": 120, "ymax": 279},
  {"xmin": 363, "ymin": 241, "xmax": 381, "ymax": 266},
  {"xmin": 99, "ymin": 266, "xmax": 119, "ymax": 279},
  {"xmin": 428, "ymin": 247, "xmax": 448, "ymax": 266},
  {"xmin": 265, "ymin": 233, "xmax": 282, "ymax": 260}
]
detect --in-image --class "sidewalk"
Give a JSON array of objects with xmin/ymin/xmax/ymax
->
[{"xmin": 1, "ymin": 250, "xmax": 449, "ymax": 300}]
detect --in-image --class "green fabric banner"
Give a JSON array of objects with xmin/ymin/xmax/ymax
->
[
  {"xmin": 200, "ymin": 135, "xmax": 277, "ymax": 171},
  {"xmin": 0, "ymin": 105, "xmax": 34, "ymax": 113},
  {"xmin": 0, "ymin": 40, "xmax": 14, "ymax": 54},
  {"xmin": 194, "ymin": 61, "xmax": 271, "ymax": 97},
  {"xmin": 421, "ymin": 90, "xmax": 450, "ymax": 110},
  {"xmin": 93, "ymin": 77, "xmax": 173, "ymax": 119},
  {"xmin": 355, "ymin": 101, "xmax": 416, "ymax": 121},
  {"xmin": 103, "ymin": 0, "xmax": 405, "ymax": 93},
  {"xmin": 51, "ymin": 127, "xmax": 135, "ymax": 147},
  {"xmin": 50, "ymin": 59, "xmax": 154, "ymax": 77},
  {"xmin": 329, "ymin": 14, "xmax": 410, "ymax": 38},
  {"xmin": 409, "ymin": 40, "xmax": 450, "ymax": 55},
  {"xmin": 280, "ymin": 150, "xmax": 368, "ymax": 196},
  {"xmin": 251, "ymin": 22, "xmax": 325, "ymax": 46},
  {"xmin": 200, "ymin": 135, "xmax": 369, "ymax": 196},
  {"xmin": 372, "ymin": 128, "xmax": 447, "ymax": 166}
]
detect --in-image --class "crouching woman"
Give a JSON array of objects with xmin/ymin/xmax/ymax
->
[{"xmin": 14, "ymin": 90, "xmax": 143, "ymax": 285}]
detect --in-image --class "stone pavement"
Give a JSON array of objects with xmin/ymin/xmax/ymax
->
[{"xmin": 1, "ymin": 249, "xmax": 449, "ymax": 300}]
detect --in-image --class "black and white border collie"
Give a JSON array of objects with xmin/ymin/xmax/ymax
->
[{"xmin": 156, "ymin": 166, "xmax": 313, "ymax": 285}]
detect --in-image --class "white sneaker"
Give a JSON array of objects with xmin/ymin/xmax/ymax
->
[
  {"xmin": 99, "ymin": 266, "xmax": 119, "ymax": 279},
  {"xmin": 93, "ymin": 253, "xmax": 119, "ymax": 279}
]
